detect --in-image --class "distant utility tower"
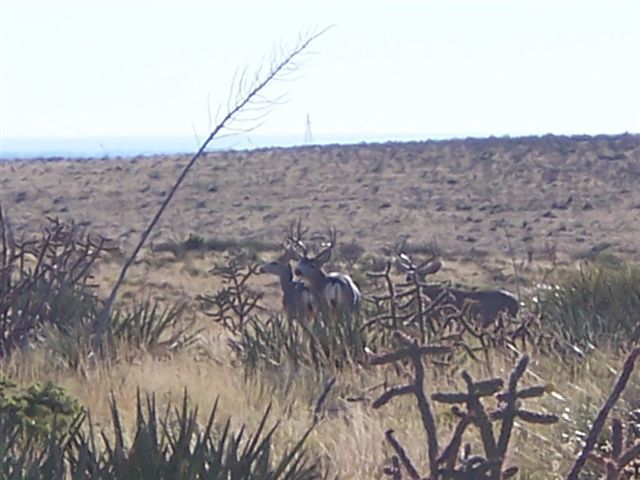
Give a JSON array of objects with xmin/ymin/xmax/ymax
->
[{"xmin": 303, "ymin": 114, "xmax": 313, "ymax": 144}]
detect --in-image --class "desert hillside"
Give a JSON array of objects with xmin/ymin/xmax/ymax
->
[{"xmin": 2, "ymin": 134, "xmax": 639, "ymax": 279}]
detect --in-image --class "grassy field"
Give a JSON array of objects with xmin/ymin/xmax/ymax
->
[{"xmin": 1, "ymin": 133, "xmax": 639, "ymax": 478}]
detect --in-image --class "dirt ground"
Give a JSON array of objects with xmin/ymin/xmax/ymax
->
[{"xmin": 2, "ymin": 134, "xmax": 639, "ymax": 301}]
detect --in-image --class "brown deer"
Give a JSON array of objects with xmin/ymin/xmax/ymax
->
[
  {"xmin": 396, "ymin": 250, "xmax": 519, "ymax": 327},
  {"xmin": 289, "ymin": 226, "xmax": 362, "ymax": 321},
  {"xmin": 258, "ymin": 243, "xmax": 315, "ymax": 322}
]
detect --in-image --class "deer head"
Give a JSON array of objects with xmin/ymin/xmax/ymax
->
[{"xmin": 395, "ymin": 242, "xmax": 442, "ymax": 283}]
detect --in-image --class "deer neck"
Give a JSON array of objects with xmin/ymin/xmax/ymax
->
[
  {"xmin": 307, "ymin": 268, "xmax": 329, "ymax": 292},
  {"xmin": 278, "ymin": 264, "xmax": 295, "ymax": 291}
]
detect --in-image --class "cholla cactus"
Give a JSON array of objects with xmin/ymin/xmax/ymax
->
[{"xmin": 371, "ymin": 332, "xmax": 558, "ymax": 479}]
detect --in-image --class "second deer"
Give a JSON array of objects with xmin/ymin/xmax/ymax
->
[
  {"xmin": 396, "ymin": 251, "xmax": 519, "ymax": 327},
  {"xmin": 259, "ymin": 245, "xmax": 315, "ymax": 322}
]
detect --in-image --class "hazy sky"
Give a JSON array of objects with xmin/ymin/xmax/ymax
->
[{"xmin": 1, "ymin": 1, "xmax": 639, "ymax": 144}]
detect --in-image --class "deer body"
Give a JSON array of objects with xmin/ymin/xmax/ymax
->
[
  {"xmin": 284, "ymin": 224, "xmax": 362, "ymax": 320},
  {"xmin": 294, "ymin": 246, "xmax": 362, "ymax": 320},
  {"xmin": 298, "ymin": 264, "xmax": 362, "ymax": 316},
  {"xmin": 398, "ymin": 252, "xmax": 519, "ymax": 327},
  {"xmin": 260, "ymin": 254, "xmax": 315, "ymax": 321},
  {"xmin": 421, "ymin": 284, "xmax": 519, "ymax": 327}
]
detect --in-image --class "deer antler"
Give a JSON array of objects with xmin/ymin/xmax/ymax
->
[{"xmin": 286, "ymin": 218, "xmax": 308, "ymax": 258}]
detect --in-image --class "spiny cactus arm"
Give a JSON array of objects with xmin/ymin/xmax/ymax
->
[
  {"xmin": 436, "ymin": 415, "xmax": 473, "ymax": 470},
  {"xmin": 612, "ymin": 418, "xmax": 623, "ymax": 459},
  {"xmin": 567, "ymin": 347, "xmax": 640, "ymax": 480},
  {"xmin": 514, "ymin": 410, "xmax": 559, "ymax": 424},
  {"xmin": 365, "ymin": 261, "xmax": 399, "ymax": 327},
  {"xmin": 372, "ymin": 385, "xmax": 415, "ymax": 409},
  {"xmin": 512, "ymin": 384, "xmax": 548, "ymax": 400},
  {"xmin": 509, "ymin": 353, "xmax": 530, "ymax": 389},
  {"xmin": 495, "ymin": 355, "xmax": 559, "ymax": 457},
  {"xmin": 372, "ymin": 332, "xmax": 448, "ymax": 477},
  {"xmin": 459, "ymin": 370, "xmax": 499, "ymax": 463},
  {"xmin": 431, "ymin": 370, "xmax": 509, "ymax": 474},
  {"xmin": 412, "ymin": 350, "xmax": 440, "ymax": 476},
  {"xmin": 471, "ymin": 378, "xmax": 504, "ymax": 397},
  {"xmin": 385, "ymin": 430, "xmax": 421, "ymax": 480},
  {"xmin": 431, "ymin": 392, "xmax": 471, "ymax": 404}
]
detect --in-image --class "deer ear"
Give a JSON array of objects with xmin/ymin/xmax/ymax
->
[
  {"xmin": 283, "ymin": 244, "xmax": 302, "ymax": 261},
  {"xmin": 395, "ymin": 255, "xmax": 411, "ymax": 273},
  {"xmin": 423, "ymin": 259, "xmax": 442, "ymax": 275},
  {"xmin": 315, "ymin": 248, "xmax": 332, "ymax": 265}
]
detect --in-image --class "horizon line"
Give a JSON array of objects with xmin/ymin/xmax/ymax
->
[{"xmin": 1, "ymin": 131, "xmax": 638, "ymax": 161}]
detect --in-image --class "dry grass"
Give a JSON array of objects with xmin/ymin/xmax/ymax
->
[{"xmin": 2, "ymin": 342, "xmax": 635, "ymax": 478}]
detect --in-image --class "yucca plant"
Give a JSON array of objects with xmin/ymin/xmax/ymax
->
[
  {"xmin": 73, "ymin": 391, "xmax": 323, "ymax": 479},
  {"xmin": 2, "ymin": 387, "xmax": 324, "ymax": 479},
  {"xmin": 109, "ymin": 299, "xmax": 202, "ymax": 356}
]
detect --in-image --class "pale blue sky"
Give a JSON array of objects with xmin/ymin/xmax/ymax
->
[{"xmin": 1, "ymin": 1, "xmax": 639, "ymax": 149}]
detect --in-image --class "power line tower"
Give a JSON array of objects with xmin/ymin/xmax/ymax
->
[{"xmin": 303, "ymin": 113, "xmax": 313, "ymax": 145}]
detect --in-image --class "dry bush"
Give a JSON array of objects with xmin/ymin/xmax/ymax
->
[{"xmin": 0, "ymin": 215, "xmax": 109, "ymax": 358}]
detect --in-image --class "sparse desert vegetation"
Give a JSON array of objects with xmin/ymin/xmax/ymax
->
[{"xmin": 1, "ymin": 134, "xmax": 640, "ymax": 478}]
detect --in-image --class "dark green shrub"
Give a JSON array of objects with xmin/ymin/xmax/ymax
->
[
  {"xmin": 1, "ymin": 376, "xmax": 84, "ymax": 479},
  {"xmin": 0, "ymin": 376, "xmax": 83, "ymax": 439}
]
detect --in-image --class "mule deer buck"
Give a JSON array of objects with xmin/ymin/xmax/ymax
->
[
  {"xmin": 289, "ymin": 227, "xmax": 362, "ymax": 320},
  {"xmin": 396, "ymin": 250, "xmax": 519, "ymax": 327},
  {"xmin": 259, "ymin": 244, "xmax": 315, "ymax": 322}
]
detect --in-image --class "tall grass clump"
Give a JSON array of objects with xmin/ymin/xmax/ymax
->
[
  {"xmin": 535, "ymin": 261, "xmax": 640, "ymax": 349},
  {"xmin": 109, "ymin": 299, "xmax": 201, "ymax": 355},
  {"xmin": 229, "ymin": 312, "xmax": 369, "ymax": 375}
]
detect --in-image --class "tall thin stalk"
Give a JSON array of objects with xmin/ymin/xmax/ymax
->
[{"xmin": 92, "ymin": 28, "xmax": 333, "ymax": 350}]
